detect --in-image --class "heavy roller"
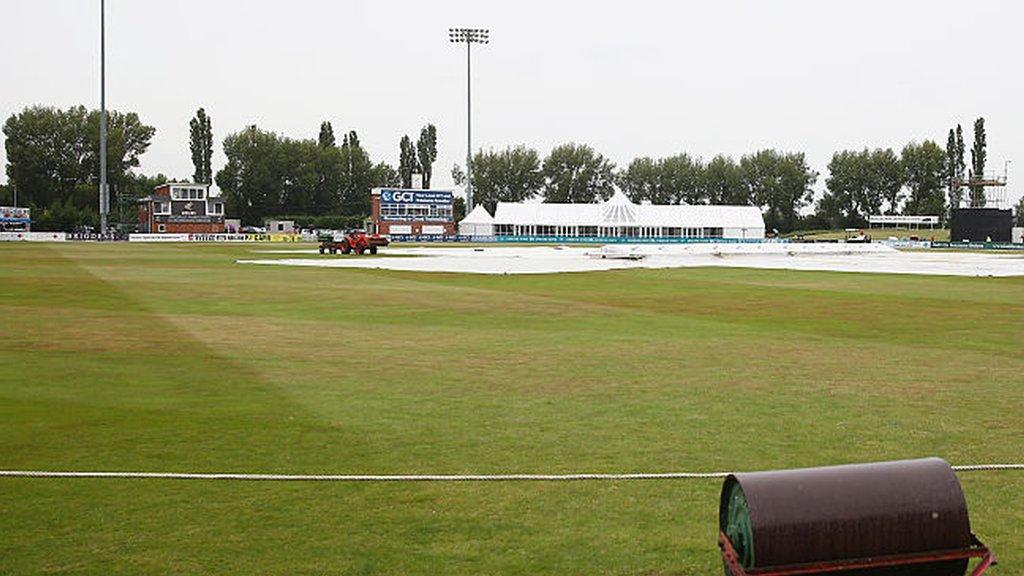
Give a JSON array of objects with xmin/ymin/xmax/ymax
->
[{"xmin": 718, "ymin": 458, "xmax": 995, "ymax": 575}]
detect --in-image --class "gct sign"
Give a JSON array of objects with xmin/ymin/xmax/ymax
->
[
  {"xmin": 382, "ymin": 191, "xmax": 418, "ymax": 203},
  {"xmin": 379, "ymin": 189, "xmax": 454, "ymax": 205}
]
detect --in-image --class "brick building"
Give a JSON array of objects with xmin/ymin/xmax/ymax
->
[
  {"xmin": 371, "ymin": 188, "xmax": 455, "ymax": 236},
  {"xmin": 138, "ymin": 183, "xmax": 225, "ymax": 233}
]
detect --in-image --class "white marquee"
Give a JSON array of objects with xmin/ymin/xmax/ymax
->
[{"xmin": 488, "ymin": 191, "xmax": 765, "ymax": 240}]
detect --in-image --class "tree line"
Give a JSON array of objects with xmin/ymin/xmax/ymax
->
[
  {"xmin": 457, "ymin": 145, "xmax": 816, "ymax": 232},
  {"xmin": 458, "ymin": 118, "xmax": 994, "ymax": 232},
  {"xmin": 2, "ymin": 105, "xmax": 159, "ymax": 230},
  {"xmin": 0, "ymin": 104, "xmax": 441, "ymax": 230},
  {"xmin": 2, "ymin": 104, "xmax": 1013, "ymax": 232}
]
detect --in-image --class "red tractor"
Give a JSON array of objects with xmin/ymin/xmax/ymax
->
[{"xmin": 319, "ymin": 230, "xmax": 389, "ymax": 255}]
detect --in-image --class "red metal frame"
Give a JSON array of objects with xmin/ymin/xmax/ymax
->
[{"xmin": 719, "ymin": 531, "xmax": 996, "ymax": 576}]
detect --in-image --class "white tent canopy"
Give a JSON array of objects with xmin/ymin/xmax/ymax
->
[
  {"xmin": 459, "ymin": 204, "xmax": 495, "ymax": 237},
  {"xmin": 492, "ymin": 191, "xmax": 765, "ymax": 240}
]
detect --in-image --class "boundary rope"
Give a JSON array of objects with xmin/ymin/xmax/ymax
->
[{"xmin": 1, "ymin": 465, "xmax": 1022, "ymax": 482}]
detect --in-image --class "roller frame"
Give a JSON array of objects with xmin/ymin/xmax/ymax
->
[{"xmin": 719, "ymin": 531, "xmax": 996, "ymax": 576}]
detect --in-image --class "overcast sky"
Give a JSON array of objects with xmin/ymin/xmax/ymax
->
[{"xmin": 1, "ymin": 0, "xmax": 1021, "ymax": 206}]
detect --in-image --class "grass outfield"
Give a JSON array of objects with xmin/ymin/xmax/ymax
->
[
  {"xmin": 1, "ymin": 242, "xmax": 1022, "ymax": 575},
  {"xmin": 790, "ymin": 227, "xmax": 950, "ymax": 241}
]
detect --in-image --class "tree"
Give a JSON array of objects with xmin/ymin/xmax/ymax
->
[
  {"xmin": 740, "ymin": 150, "xmax": 817, "ymax": 233},
  {"xmin": 313, "ymin": 142, "xmax": 343, "ymax": 214},
  {"xmin": 819, "ymin": 150, "xmax": 865, "ymax": 228},
  {"xmin": 946, "ymin": 126, "xmax": 965, "ymax": 211},
  {"xmin": 869, "ymin": 148, "xmax": 904, "ymax": 215},
  {"xmin": 901, "ymin": 140, "xmax": 947, "ymax": 217},
  {"xmin": 451, "ymin": 164, "xmax": 466, "ymax": 187},
  {"xmin": 338, "ymin": 132, "xmax": 377, "ymax": 215},
  {"xmin": 541, "ymin": 143, "xmax": 615, "ymax": 203},
  {"xmin": 661, "ymin": 154, "xmax": 705, "ymax": 204},
  {"xmin": 216, "ymin": 126, "xmax": 300, "ymax": 223},
  {"xmin": 114, "ymin": 171, "xmax": 170, "ymax": 226},
  {"xmin": 812, "ymin": 187, "xmax": 847, "ymax": 230},
  {"xmin": 318, "ymin": 121, "xmax": 336, "ymax": 148},
  {"xmin": 370, "ymin": 162, "xmax": 400, "ymax": 188},
  {"xmin": 468, "ymin": 146, "xmax": 543, "ymax": 213},
  {"xmin": 3, "ymin": 105, "xmax": 154, "ymax": 211},
  {"xmin": 1015, "ymin": 196, "xmax": 1024, "ymax": 227},
  {"xmin": 416, "ymin": 124, "xmax": 438, "ymax": 188},
  {"xmin": 702, "ymin": 155, "xmax": 747, "ymax": 205},
  {"xmin": 618, "ymin": 157, "xmax": 660, "ymax": 203},
  {"xmin": 453, "ymin": 196, "xmax": 466, "ymax": 222},
  {"xmin": 31, "ymin": 197, "xmax": 97, "ymax": 232},
  {"xmin": 820, "ymin": 148, "xmax": 902, "ymax": 226},
  {"xmin": 189, "ymin": 108, "xmax": 213, "ymax": 183},
  {"xmin": 969, "ymin": 117, "xmax": 987, "ymax": 207},
  {"xmin": 619, "ymin": 154, "xmax": 704, "ymax": 205},
  {"xmin": 398, "ymin": 135, "xmax": 419, "ymax": 188}
]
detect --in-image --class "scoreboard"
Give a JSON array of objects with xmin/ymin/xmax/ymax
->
[{"xmin": 377, "ymin": 189, "xmax": 454, "ymax": 222}]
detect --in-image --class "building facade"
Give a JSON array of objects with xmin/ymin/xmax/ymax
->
[
  {"xmin": 371, "ymin": 188, "xmax": 455, "ymax": 236},
  {"xmin": 138, "ymin": 183, "xmax": 225, "ymax": 234},
  {"xmin": 486, "ymin": 191, "xmax": 765, "ymax": 241}
]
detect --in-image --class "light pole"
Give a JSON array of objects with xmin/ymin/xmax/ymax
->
[
  {"xmin": 448, "ymin": 28, "xmax": 488, "ymax": 213},
  {"xmin": 99, "ymin": 0, "xmax": 109, "ymax": 234}
]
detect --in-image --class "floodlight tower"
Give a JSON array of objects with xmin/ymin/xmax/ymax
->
[
  {"xmin": 448, "ymin": 27, "xmax": 489, "ymax": 212},
  {"xmin": 99, "ymin": 0, "xmax": 109, "ymax": 234}
]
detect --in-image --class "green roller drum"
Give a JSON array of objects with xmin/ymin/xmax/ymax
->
[{"xmin": 720, "ymin": 480, "xmax": 754, "ymax": 572}]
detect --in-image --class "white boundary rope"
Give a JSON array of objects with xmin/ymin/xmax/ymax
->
[
  {"xmin": 0, "ymin": 471, "xmax": 730, "ymax": 481},
  {"xmin": 0, "ymin": 465, "xmax": 1021, "ymax": 482}
]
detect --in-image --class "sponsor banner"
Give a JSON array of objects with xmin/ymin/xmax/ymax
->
[
  {"xmin": 930, "ymin": 241, "xmax": 1024, "ymax": 251},
  {"xmin": 129, "ymin": 234, "xmax": 190, "ymax": 242},
  {"xmin": 243, "ymin": 233, "xmax": 305, "ymax": 242},
  {"xmin": 189, "ymin": 234, "xmax": 250, "ymax": 242},
  {"xmin": 378, "ymin": 189, "xmax": 453, "ymax": 205},
  {"xmin": 66, "ymin": 232, "xmax": 127, "ymax": 241},
  {"xmin": 268, "ymin": 233, "xmax": 304, "ymax": 242},
  {"xmin": 167, "ymin": 214, "xmax": 216, "ymax": 223},
  {"xmin": 868, "ymin": 215, "xmax": 940, "ymax": 225},
  {"xmin": 0, "ymin": 231, "xmax": 66, "ymax": 242},
  {"xmin": 493, "ymin": 235, "xmax": 771, "ymax": 244},
  {"xmin": 878, "ymin": 240, "xmax": 933, "ymax": 249},
  {"xmin": 388, "ymin": 234, "xmax": 474, "ymax": 243},
  {"xmin": 129, "ymin": 233, "xmax": 311, "ymax": 243}
]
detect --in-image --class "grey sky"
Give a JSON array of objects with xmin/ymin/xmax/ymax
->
[{"xmin": 1, "ymin": 0, "xmax": 1020, "ymax": 206}]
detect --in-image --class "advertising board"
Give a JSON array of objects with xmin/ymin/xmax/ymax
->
[
  {"xmin": 0, "ymin": 231, "xmax": 65, "ymax": 242},
  {"xmin": 930, "ymin": 241, "xmax": 1024, "ymax": 251},
  {"xmin": 492, "ymin": 236, "xmax": 771, "ymax": 244},
  {"xmin": 379, "ymin": 190, "xmax": 453, "ymax": 204},
  {"xmin": 129, "ymin": 234, "xmax": 190, "ymax": 242},
  {"xmin": 868, "ymin": 215, "xmax": 940, "ymax": 226}
]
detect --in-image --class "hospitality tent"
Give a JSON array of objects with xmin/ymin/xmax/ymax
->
[
  {"xmin": 458, "ymin": 204, "xmax": 495, "ymax": 236},
  {"xmin": 491, "ymin": 190, "xmax": 765, "ymax": 240}
]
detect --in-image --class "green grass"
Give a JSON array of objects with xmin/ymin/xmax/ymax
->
[
  {"xmin": 789, "ymin": 227, "xmax": 950, "ymax": 241},
  {"xmin": 1, "ymin": 242, "xmax": 1022, "ymax": 575}
]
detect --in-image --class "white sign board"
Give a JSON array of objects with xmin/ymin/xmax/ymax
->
[
  {"xmin": 868, "ymin": 215, "xmax": 940, "ymax": 225},
  {"xmin": 129, "ymin": 234, "xmax": 190, "ymax": 242},
  {"xmin": 0, "ymin": 231, "xmax": 66, "ymax": 242}
]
